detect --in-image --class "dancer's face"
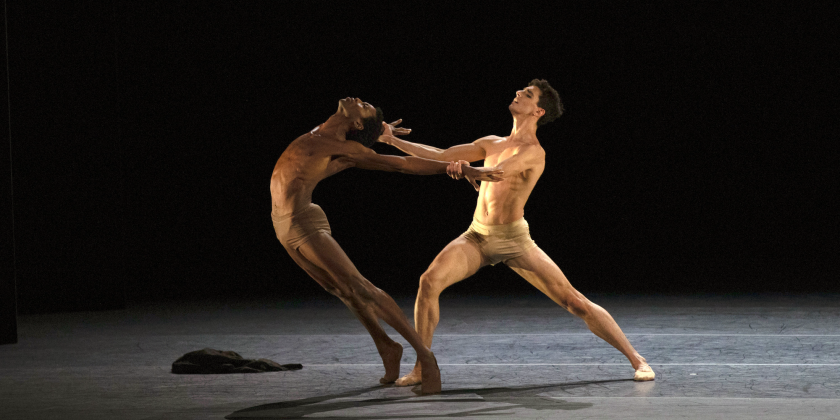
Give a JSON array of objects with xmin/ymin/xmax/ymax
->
[
  {"xmin": 509, "ymin": 86, "xmax": 544, "ymax": 117},
  {"xmin": 338, "ymin": 97, "xmax": 377, "ymax": 129}
]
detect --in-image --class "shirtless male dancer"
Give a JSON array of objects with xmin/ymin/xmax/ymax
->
[
  {"xmin": 270, "ymin": 97, "xmax": 504, "ymax": 395},
  {"xmin": 377, "ymin": 80, "xmax": 656, "ymax": 385}
]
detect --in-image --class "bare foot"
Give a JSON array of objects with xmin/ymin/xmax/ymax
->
[
  {"xmin": 378, "ymin": 342, "xmax": 403, "ymax": 384},
  {"xmin": 395, "ymin": 364, "xmax": 422, "ymax": 387},
  {"xmin": 419, "ymin": 353, "xmax": 441, "ymax": 395},
  {"xmin": 634, "ymin": 364, "xmax": 655, "ymax": 381}
]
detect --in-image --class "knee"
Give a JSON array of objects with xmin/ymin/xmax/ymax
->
[
  {"xmin": 417, "ymin": 271, "xmax": 444, "ymax": 300},
  {"xmin": 323, "ymin": 284, "xmax": 349, "ymax": 300},
  {"xmin": 321, "ymin": 273, "xmax": 358, "ymax": 300},
  {"xmin": 561, "ymin": 293, "xmax": 591, "ymax": 318},
  {"xmin": 337, "ymin": 273, "xmax": 377, "ymax": 301}
]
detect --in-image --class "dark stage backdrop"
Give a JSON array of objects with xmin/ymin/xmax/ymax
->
[
  {"xmin": 2, "ymin": 0, "xmax": 18, "ymax": 342},
  {"xmin": 6, "ymin": 2, "xmax": 839, "ymax": 309},
  {"xmin": 7, "ymin": 1, "xmax": 125, "ymax": 313}
]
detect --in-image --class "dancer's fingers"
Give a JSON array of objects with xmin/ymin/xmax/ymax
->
[
  {"xmin": 468, "ymin": 177, "xmax": 480, "ymax": 191},
  {"xmin": 446, "ymin": 161, "xmax": 458, "ymax": 179}
]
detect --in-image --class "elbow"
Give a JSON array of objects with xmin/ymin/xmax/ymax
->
[
  {"xmin": 397, "ymin": 158, "xmax": 418, "ymax": 174},
  {"xmin": 398, "ymin": 165, "xmax": 418, "ymax": 175}
]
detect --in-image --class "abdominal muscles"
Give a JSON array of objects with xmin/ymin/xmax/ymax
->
[{"xmin": 475, "ymin": 177, "xmax": 531, "ymax": 225}]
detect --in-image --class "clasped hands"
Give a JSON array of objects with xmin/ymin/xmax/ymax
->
[{"xmin": 447, "ymin": 160, "xmax": 504, "ymax": 191}]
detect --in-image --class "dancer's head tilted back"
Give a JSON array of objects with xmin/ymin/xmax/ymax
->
[
  {"xmin": 337, "ymin": 97, "xmax": 384, "ymax": 147},
  {"xmin": 528, "ymin": 79, "xmax": 563, "ymax": 126},
  {"xmin": 509, "ymin": 79, "xmax": 564, "ymax": 128},
  {"xmin": 346, "ymin": 107, "xmax": 384, "ymax": 147}
]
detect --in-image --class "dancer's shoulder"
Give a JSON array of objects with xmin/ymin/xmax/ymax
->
[{"xmin": 474, "ymin": 135, "xmax": 506, "ymax": 148}]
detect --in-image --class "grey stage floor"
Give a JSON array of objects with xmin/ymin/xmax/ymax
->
[{"xmin": 2, "ymin": 293, "xmax": 840, "ymax": 419}]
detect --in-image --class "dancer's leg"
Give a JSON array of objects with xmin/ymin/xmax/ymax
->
[
  {"xmin": 395, "ymin": 236, "xmax": 487, "ymax": 386},
  {"xmin": 506, "ymin": 246, "xmax": 654, "ymax": 381},
  {"xmin": 296, "ymin": 233, "xmax": 443, "ymax": 393},
  {"xmin": 284, "ymin": 242, "xmax": 402, "ymax": 384}
]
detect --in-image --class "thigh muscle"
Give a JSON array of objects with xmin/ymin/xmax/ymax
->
[
  {"xmin": 506, "ymin": 246, "xmax": 582, "ymax": 305},
  {"xmin": 422, "ymin": 236, "xmax": 487, "ymax": 292}
]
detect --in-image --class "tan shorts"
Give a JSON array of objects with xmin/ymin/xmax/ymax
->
[
  {"xmin": 461, "ymin": 217, "xmax": 538, "ymax": 266},
  {"xmin": 271, "ymin": 204, "xmax": 332, "ymax": 250}
]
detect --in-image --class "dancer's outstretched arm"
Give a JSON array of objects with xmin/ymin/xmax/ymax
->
[
  {"xmin": 330, "ymin": 138, "xmax": 503, "ymax": 180},
  {"xmin": 349, "ymin": 151, "xmax": 503, "ymax": 181},
  {"xmin": 377, "ymin": 129, "xmax": 492, "ymax": 163}
]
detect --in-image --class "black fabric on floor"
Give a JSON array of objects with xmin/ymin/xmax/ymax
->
[{"xmin": 171, "ymin": 348, "xmax": 303, "ymax": 374}]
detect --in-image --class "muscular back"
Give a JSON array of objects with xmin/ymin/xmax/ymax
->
[{"xmin": 474, "ymin": 136, "xmax": 545, "ymax": 225}]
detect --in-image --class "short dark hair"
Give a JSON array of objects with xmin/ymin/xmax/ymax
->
[
  {"xmin": 529, "ymin": 79, "xmax": 564, "ymax": 126},
  {"xmin": 345, "ymin": 107, "xmax": 384, "ymax": 147}
]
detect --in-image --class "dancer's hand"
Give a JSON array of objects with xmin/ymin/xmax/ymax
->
[
  {"xmin": 446, "ymin": 160, "xmax": 465, "ymax": 179},
  {"xmin": 379, "ymin": 120, "xmax": 411, "ymax": 142},
  {"xmin": 448, "ymin": 160, "xmax": 504, "ymax": 191}
]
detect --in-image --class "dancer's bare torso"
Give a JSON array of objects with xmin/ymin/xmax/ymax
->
[
  {"xmin": 270, "ymin": 129, "xmax": 365, "ymax": 216},
  {"xmin": 471, "ymin": 135, "xmax": 545, "ymax": 225}
]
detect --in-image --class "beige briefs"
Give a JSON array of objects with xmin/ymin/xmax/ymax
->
[
  {"xmin": 461, "ymin": 217, "xmax": 538, "ymax": 265},
  {"xmin": 271, "ymin": 203, "xmax": 332, "ymax": 250}
]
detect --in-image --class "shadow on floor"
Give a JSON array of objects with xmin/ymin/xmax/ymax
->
[{"xmin": 226, "ymin": 379, "xmax": 631, "ymax": 419}]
